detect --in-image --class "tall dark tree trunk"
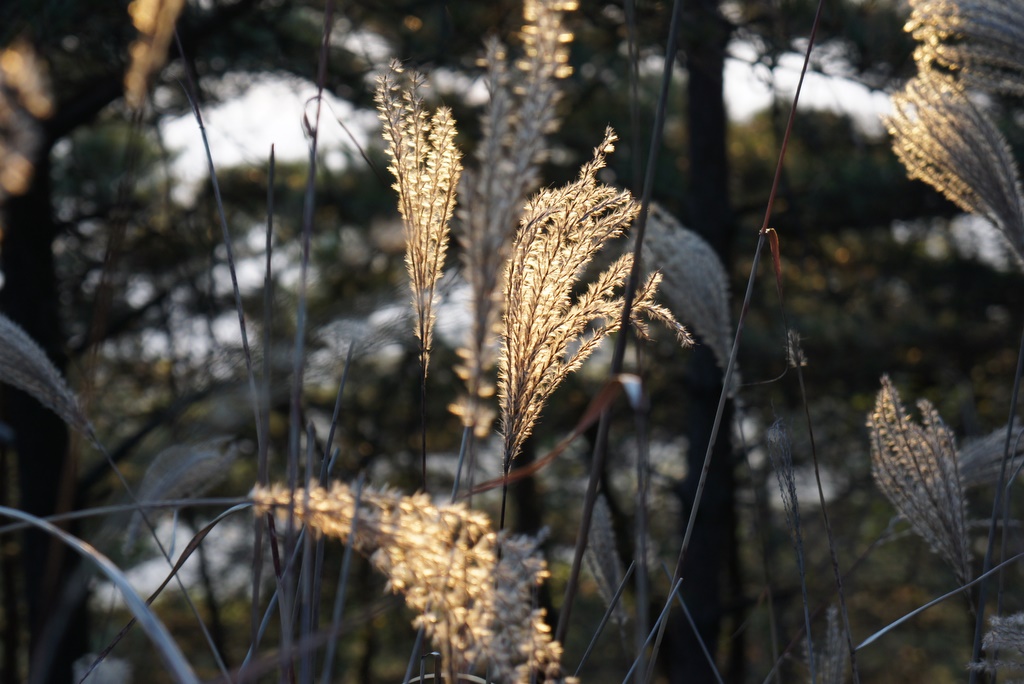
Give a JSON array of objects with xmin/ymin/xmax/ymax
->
[
  {"xmin": 0, "ymin": 150, "xmax": 88, "ymax": 684},
  {"xmin": 667, "ymin": 0, "xmax": 738, "ymax": 681}
]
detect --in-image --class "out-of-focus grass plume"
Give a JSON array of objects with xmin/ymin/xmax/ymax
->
[
  {"xmin": 0, "ymin": 39, "xmax": 52, "ymax": 212},
  {"xmin": 125, "ymin": 0, "xmax": 185, "ymax": 110}
]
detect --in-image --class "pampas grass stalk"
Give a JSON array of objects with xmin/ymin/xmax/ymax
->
[
  {"xmin": 886, "ymin": 67, "xmax": 1024, "ymax": 265},
  {"xmin": 907, "ymin": 0, "xmax": 1024, "ymax": 97},
  {"xmin": 0, "ymin": 313, "xmax": 94, "ymax": 440}
]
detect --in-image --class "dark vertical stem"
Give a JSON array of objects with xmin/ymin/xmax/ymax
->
[
  {"xmin": 634, "ymin": 395, "xmax": 652, "ymax": 681},
  {"xmin": 0, "ymin": 443, "xmax": 19, "ymax": 684},
  {"xmin": 194, "ymin": 518, "xmax": 228, "ymax": 666},
  {"xmin": 252, "ymin": 143, "xmax": 275, "ymax": 654},
  {"xmin": 555, "ymin": 0, "xmax": 686, "ymax": 646},
  {"xmin": 796, "ymin": 367, "xmax": 859, "ymax": 682},
  {"xmin": 420, "ymin": 358, "xmax": 428, "ymax": 491},
  {"xmin": 666, "ymin": 0, "xmax": 737, "ymax": 676},
  {"xmin": 971, "ymin": 318, "xmax": 1024, "ymax": 679},
  {"xmin": 0, "ymin": 149, "xmax": 86, "ymax": 684}
]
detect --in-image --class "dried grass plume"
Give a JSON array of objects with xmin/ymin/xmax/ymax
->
[
  {"xmin": 867, "ymin": 376, "xmax": 971, "ymax": 584},
  {"xmin": 451, "ymin": 0, "xmax": 578, "ymax": 438},
  {"xmin": 640, "ymin": 204, "xmax": 732, "ymax": 374},
  {"xmin": 969, "ymin": 611, "xmax": 1024, "ymax": 676},
  {"xmin": 0, "ymin": 40, "xmax": 52, "ymax": 204},
  {"xmin": 251, "ymin": 481, "xmax": 568, "ymax": 682},
  {"xmin": 498, "ymin": 129, "xmax": 691, "ymax": 467},
  {"xmin": 376, "ymin": 62, "xmax": 462, "ymax": 372},
  {"xmin": 907, "ymin": 0, "xmax": 1024, "ymax": 97}
]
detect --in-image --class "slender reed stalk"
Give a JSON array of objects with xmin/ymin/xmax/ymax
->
[{"xmin": 0, "ymin": 506, "xmax": 199, "ymax": 683}]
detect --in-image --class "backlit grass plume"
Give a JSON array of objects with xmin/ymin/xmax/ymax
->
[
  {"xmin": 884, "ymin": 35, "xmax": 1019, "ymax": 266},
  {"xmin": 498, "ymin": 128, "xmax": 691, "ymax": 469},
  {"xmin": 451, "ymin": 0, "xmax": 577, "ymax": 438},
  {"xmin": 867, "ymin": 376, "xmax": 972, "ymax": 585},
  {"xmin": 376, "ymin": 62, "xmax": 462, "ymax": 372},
  {"xmin": 907, "ymin": 0, "xmax": 1024, "ymax": 97},
  {"xmin": 251, "ymin": 482, "xmax": 567, "ymax": 682},
  {"xmin": 809, "ymin": 605, "xmax": 846, "ymax": 684},
  {"xmin": 886, "ymin": 68, "xmax": 1024, "ymax": 265}
]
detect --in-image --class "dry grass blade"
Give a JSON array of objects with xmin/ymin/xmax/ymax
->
[
  {"xmin": 451, "ymin": 0, "xmax": 578, "ymax": 438},
  {"xmin": 498, "ymin": 128, "xmax": 690, "ymax": 467},
  {"xmin": 885, "ymin": 67, "xmax": 1024, "ymax": 265},
  {"xmin": 908, "ymin": 0, "xmax": 1024, "ymax": 97},
  {"xmin": 124, "ymin": 0, "xmax": 186, "ymax": 110},
  {"xmin": 766, "ymin": 420, "xmax": 815, "ymax": 680},
  {"xmin": 0, "ymin": 312, "xmax": 93, "ymax": 439},
  {"xmin": 252, "ymin": 482, "xmax": 567, "ymax": 683},
  {"xmin": 867, "ymin": 376, "xmax": 972, "ymax": 585},
  {"xmin": 376, "ymin": 62, "xmax": 463, "ymax": 371},
  {"xmin": 0, "ymin": 504, "xmax": 199, "ymax": 682}
]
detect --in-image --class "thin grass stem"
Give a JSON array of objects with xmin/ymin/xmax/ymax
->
[
  {"xmin": 648, "ymin": 0, "xmax": 829, "ymax": 672},
  {"xmin": 575, "ymin": 561, "xmax": 637, "ymax": 676},
  {"xmin": 860, "ymin": 549, "xmax": 1024, "ymax": 652},
  {"xmin": 555, "ymin": 0, "xmax": 684, "ymax": 645},
  {"xmin": 971, "ymin": 317, "xmax": 1024, "ymax": 680},
  {"xmin": 252, "ymin": 143, "xmax": 275, "ymax": 652},
  {"xmin": 319, "ymin": 476, "xmax": 364, "ymax": 684},
  {"xmin": 621, "ymin": 578, "xmax": 683, "ymax": 684}
]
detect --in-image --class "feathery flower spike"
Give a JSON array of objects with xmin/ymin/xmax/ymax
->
[
  {"xmin": 125, "ymin": 0, "xmax": 186, "ymax": 110},
  {"xmin": 867, "ymin": 376, "xmax": 972, "ymax": 584},
  {"xmin": 451, "ymin": 0, "xmax": 578, "ymax": 438},
  {"xmin": 885, "ymin": 67, "xmax": 1024, "ymax": 266},
  {"xmin": 376, "ymin": 62, "xmax": 463, "ymax": 373},
  {"xmin": 907, "ymin": 0, "xmax": 1024, "ymax": 97},
  {"xmin": 252, "ymin": 482, "xmax": 568, "ymax": 682},
  {"xmin": 0, "ymin": 313, "xmax": 93, "ymax": 439},
  {"xmin": 498, "ymin": 128, "xmax": 690, "ymax": 468}
]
